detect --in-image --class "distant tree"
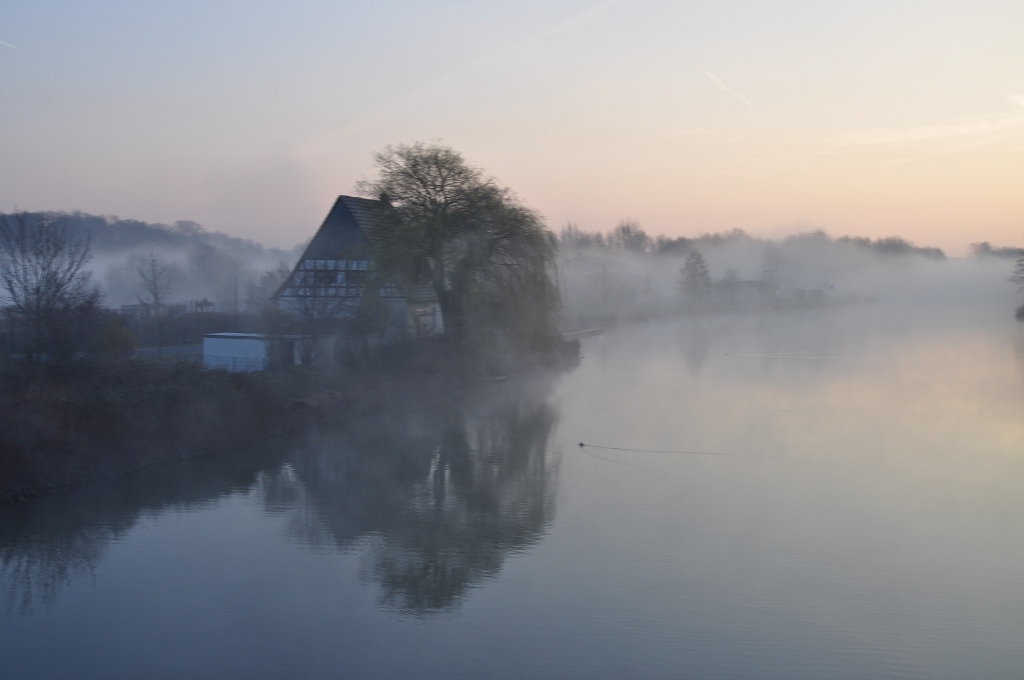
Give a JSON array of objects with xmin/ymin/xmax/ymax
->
[
  {"xmin": 1011, "ymin": 254, "xmax": 1024, "ymax": 289},
  {"xmin": 0, "ymin": 210, "xmax": 282, "ymax": 261},
  {"xmin": 247, "ymin": 261, "xmax": 291, "ymax": 314},
  {"xmin": 836, "ymin": 235, "xmax": 945, "ymax": 260},
  {"xmin": 607, "ymin": 220, "xmax": 651, "ymax": 253},
  {"xmin": 680, "ymin": 250, "xmax": 712, "ymax": 306},
  {"xmin": 135, "ymin": 252, "xmax": 177, "ymax": 356},
  {"xmin": 357, "ymin": 141, "xmax": 559, "ymax": 353},
  {"xmin": 974, "ymin": 242, "xmax": 1024, "ymax": 259},
  {"xmin": 1012, "ymin": 255, "xmax": 1024, "ymax": 324},
  {"xmin": 0, "ymin": 214, "xmax": 98, "ymax": 362},
  {"xmin": 559, "ymin": 222, "xmax": 605, "ymax": 250},
  {"xmin": 186, "ymin": 242, "xmax": 250, "ymax": 315},
  {"xmin": 694, "ymin": 228, "xmax": 750, "ymax": 248},
  {"xmin": 654, "ymin": 235, "xmax": 692, "ymax": 255}
]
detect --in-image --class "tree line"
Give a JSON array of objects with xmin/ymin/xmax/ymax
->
[
  {"xmin": 9, "ymin": 139, "xmax": 1021, "ymax": 368},
  {"xmin": 560, "ymin": 221, "xmax": 947, "ymax": 260},
  {"xmin": 0, "ymin": 211, "xmax": 284, "ymax": 259}
]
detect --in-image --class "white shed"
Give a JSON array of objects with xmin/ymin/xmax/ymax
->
[{"xmin": 202, "ymin": 333, "xmax": 301, "ymax": 372}]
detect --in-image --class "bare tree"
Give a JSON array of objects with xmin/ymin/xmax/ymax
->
[
  {"xmin": 607, "ymin": 219, "xmax": 651, "ymax": 252},
  {"xmin": 135, "ymin": 252, "xmax": 177, "ymax": 356},
  {"xmin": 0, "ymin": 214, "xmax": 96, "ymax": 361}
]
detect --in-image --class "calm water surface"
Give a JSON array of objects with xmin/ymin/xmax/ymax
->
[{"xmin": 3, "ymin": 306, "xmax": 1024, "ymax": 679}]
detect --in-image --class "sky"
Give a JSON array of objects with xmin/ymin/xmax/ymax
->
[{"xmin": 1, "ymin": 0, "xmax": 1023, "ymax": 254}]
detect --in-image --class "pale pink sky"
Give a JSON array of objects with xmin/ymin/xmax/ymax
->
[{"xmin": 2, "ymin": 0, "xmax": 1023, "ymax": 255}]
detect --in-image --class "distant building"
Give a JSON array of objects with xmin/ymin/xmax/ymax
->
[
  {"xmin": 119, "ymin": 298, "xmax": 215, "ymax": 320},
  {"xmin": 272, "ymin": 196, "xmax": 443, "ymax": 343},
  {"xmin": 716, "ymin": 279, "xmax": 777, "ymax": 309}
]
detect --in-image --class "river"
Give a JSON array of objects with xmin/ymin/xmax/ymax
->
[{"xmin": 3, "ymin": 303, "xmax": 1024, "ymax": 679}]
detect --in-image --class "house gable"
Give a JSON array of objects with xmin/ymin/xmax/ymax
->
[
  {"xmin": 274, "ymin": 196, "xmax": 401, "ymax": 301},
  {"xmin": 272, "ymin": 195, "xmax": 442, "ymax": 338}
]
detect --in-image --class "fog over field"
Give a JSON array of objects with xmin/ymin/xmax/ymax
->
[{"xmin": 0, "ymin": 211, "xmax": 298, "ymax": 313}]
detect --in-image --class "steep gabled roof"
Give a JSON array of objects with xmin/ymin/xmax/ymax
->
[
  {"xmin": 272, "ymin": 195, "xmax": 439, "ymax": 306},
  {"xmin": 299, "ymin": 195, "xmax": 381, "ymax": 260}
]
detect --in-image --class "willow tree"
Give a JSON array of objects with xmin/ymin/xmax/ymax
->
[{"xmin": 357, "ymin": 142, "xmax": 559, "ymax": 354}]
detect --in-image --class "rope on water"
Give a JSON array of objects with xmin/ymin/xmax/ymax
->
[
  {"xmin": 575, "ymin": 447, "xmax": 663, "ymax": 477},
  {"xmin": 578, "ymin": 442, "xmax": 753, "ymax": 459},
  {"xmin": 724, "ymin": 353, "xmax": 875, "ymax": 360}
]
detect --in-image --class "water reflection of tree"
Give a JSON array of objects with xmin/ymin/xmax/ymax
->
[
  {"xmin": 0, "ymin": 516, "xmax": 115, "ymax": 614},
  {"xmin": 678, "ymin": 322, "xmax": 711, "ymax": 374},
  {"xmin": 756, "ymin": 313, "xmax": 843, "ymax": 372},
  {"xmin": 0, "ymin": 448, "xmax": 284, "ymax": 614},
  {"xmin": 266, "ymin": 379, "xmax": 561, "ymax": 616},
  {"xmin": 0, "ymin": 381, "xmax": 562, "ymax": 617},
  {"xmin": 1012, "ymin": 333, "xmax": 1024, "ymax": 385}
]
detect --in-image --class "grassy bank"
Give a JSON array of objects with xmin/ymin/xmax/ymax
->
[{"xmin": 0, "ymin": 339, "xmax": 488, "ymax": 504}]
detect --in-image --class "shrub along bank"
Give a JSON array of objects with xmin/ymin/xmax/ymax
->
[
  {"xmin": 0, "ymin": 335, "xmax": 579, "ymax": 504},
  {"xmin": 0, "ymin": 341, "xmax": 460, "ymax": 503}
]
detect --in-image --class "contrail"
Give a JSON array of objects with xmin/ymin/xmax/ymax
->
[
  {"xmin": 0, "ymin": 40, "xmax": 17, "ymax": 50},
  {"xmin": 705, "ymin": 71, "xmax": 753, "ymax": 107},
  {"xmin": 513, "ymin": 0, "xmax": 623, "ymax": 50}
]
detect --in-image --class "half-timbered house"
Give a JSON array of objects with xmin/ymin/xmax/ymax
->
[{"xmin": 272, "ymin": 195, "xmax": 443, "ymax": 345}]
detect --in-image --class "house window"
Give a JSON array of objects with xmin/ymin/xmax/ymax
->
[
  {"xmin": 313, "ymin": 270, "xmax": 337, "ymax": 286},
  {"xmin": 344, "ymin": 270, "xmax": 366, "ymax": 295}
]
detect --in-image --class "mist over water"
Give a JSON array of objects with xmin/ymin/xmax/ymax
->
[
  {"xmin": 3, "ymin": 254, "xmax": 1024, "ymax": 678},
  {"xmin": 556, "ymin": 224, "xmax": 1021, "ymax": 333}
]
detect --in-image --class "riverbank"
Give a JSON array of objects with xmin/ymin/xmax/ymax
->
[{"xmin": 0, "ymin": 337, "xmax": 575, "ymax": 505}]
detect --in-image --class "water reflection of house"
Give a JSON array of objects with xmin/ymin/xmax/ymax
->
[{"xmin": 272, "ymin": 196, "xmax": 443, "ymax": 342}]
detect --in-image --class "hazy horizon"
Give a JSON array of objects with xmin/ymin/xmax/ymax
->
[{"xmin": 2, "ymin": 0, "xmax": 1023, "ymax": 256}]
